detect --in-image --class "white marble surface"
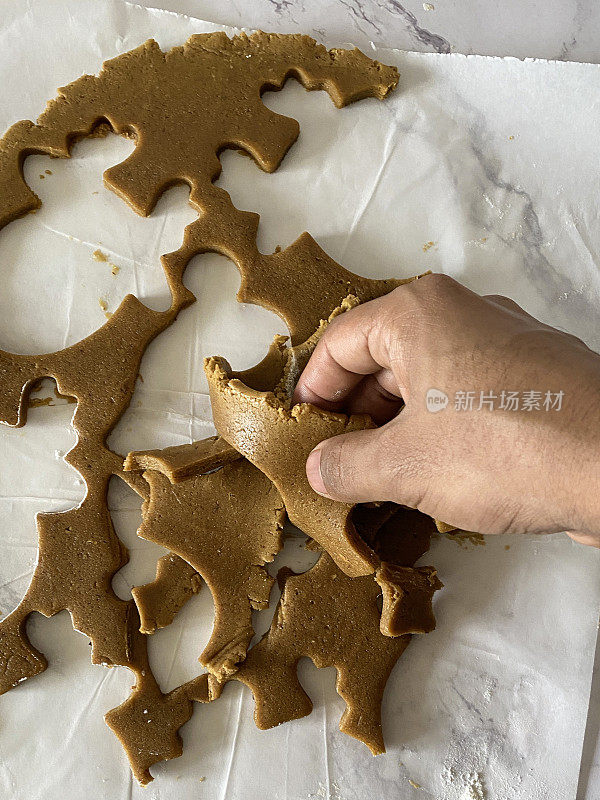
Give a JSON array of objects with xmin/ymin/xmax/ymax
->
[
  {"xmin": 138, "ymin": 0, "xmax": 600, "ymax": 62},
  {"xmin": 137, "ymin": 3, "xmax": 600, "ymax": 799}
]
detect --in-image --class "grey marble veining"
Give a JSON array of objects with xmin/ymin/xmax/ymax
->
[{"xmin": 137, "ymin": 0, "xmax": 600, "ymax": 62}]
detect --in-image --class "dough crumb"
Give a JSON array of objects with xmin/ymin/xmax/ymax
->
[
  {"xmin": 93, "ymin": 249, "xmax": 108, "ymax": 262},
  {"xmin": 445, "ymin": 531, "xmax": 485, "ymax": 549},
  {"xmin": 408, "ymin": 778, "xmax": 422, "ymax": 788},
  {"xmin": 111, "ymin": 263, "xmax": 120, "ymax": 276},
  {"xmin": 422, "ymin": 240, "xmax": 436, "ymax": 252},
  {"xmin": 423, "ymin": 3, "xmax": 435, "ymax": 10}
]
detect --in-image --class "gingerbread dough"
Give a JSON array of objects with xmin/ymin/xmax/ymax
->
[
  {"xmin": 0, "ymin": 31, "xmax": 427, "ymax": 783},
  {"xmin": 132, "ymin": 457, "xmax": 284, "ymax": 679},
  {"xmin": 233, "ymin": 554, "xmax": 410, "ymax": 755},
  {"xmin": 221, "ymin": 502, "xmax": 441, "ymax": 754},
  {"xmin": 124, "ymin": 435, "xmax": 240, "ymax": 483},
  {"xmin": 205, "ymin": 297, "xmax": 403, "ymax": 577},
  {"xmin": 132, "ymin": 553, "xmax": 202, "ymax": 634}
]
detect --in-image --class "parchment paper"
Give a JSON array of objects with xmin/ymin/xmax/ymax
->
[{"xmin": 0, "ymin": 1, "xmax": 599, "ymax": 798}]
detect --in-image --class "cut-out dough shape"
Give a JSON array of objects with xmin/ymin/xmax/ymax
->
[{"xmin": 0, "ymin": 31, "xmax": 406, "ymax": 783}]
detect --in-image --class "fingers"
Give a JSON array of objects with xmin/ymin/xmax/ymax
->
[
  {"xmin": 566, "ymin": 531, "xmax": 600, "ymax": 548},
  {"xmin": 293, "ymin": 294, "xmax": 397, "ymax": 408},
  {"xmin": 342, "ymin": 373, "xmax": 403, "ymax": 424},
  {"xmin": 305, "ymin": 419, "xmax": 425, "ymax": 505},
  {"xmin": 306, "ymin": 428, "xmax": 390, "ymax": 503}
]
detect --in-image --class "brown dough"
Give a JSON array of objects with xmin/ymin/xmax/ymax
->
[
  {"xmin": 0, "ymin": 302, "xmax": 169, "ymax": 686},
  {"xmin": 132, "ymin": 553, "xmax": 202, "ymax": 635},
  {"xmin": 0, "ymin": 32, "xmax": 402, "ymax": 343},
  {"xmin": 132, "ymin": 457, "xmax": 284, "ymax": 679},
  {"xmin": 206, "ymin": 352, "xmax": 378, "ymax": 577},
  {"xmin": 222, "ymin": 503, "xmax": 441, "ymax": 754},
  {"xmin": 0, "ymin": 31, "xmax": 407, "ymax": 783},
  {"xmin": 124, "ymin": 435, "xmax": 240, "ymax": 483},
  {"xmin": 376, "ymin": 563, "xmax": 442, "ymax": 636},
  {"xmin": 205, "ymin": 298, "xmax": 398, "ymax": 577},
  {"xmin": 231, "ymin": 554, "xmax": 410, "ymax": 755}
]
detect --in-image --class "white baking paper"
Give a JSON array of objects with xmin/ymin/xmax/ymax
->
[{"xmin": 0, "ymin": 1, "xmax": 599, "ymax": 799}]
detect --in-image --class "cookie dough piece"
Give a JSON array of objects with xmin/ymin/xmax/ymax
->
[
  {"xmin": 124, "ymin": 436, "xmax": 240, "ymax": 483},
  {"xmin": 0, "ymin": 298, "xmax": 173, "ymax": 690},
  {"xmin": 104, "ymin": 612, "xmax": 194, "ymax": 786},
  {"xmin": 134, "ymin": 458, "xmax": 284, "ymax": 679},
  {"xmin": 205, "ymin": 297, "xmax": 389, "ymax": 578},
  {"xmin": 232, "ymin": 554, "xmax": 410, "ymax": 755},
  {"xmin": 132, "ymin": 553, "xmax": 202, "ymax": 634},
  {"xmin": 376, "ymin": 563, "xmax": 442, "ymax": 636},
  {"xmin": 206, "ymin": 354, "xmax": 377, "ymax": 577},
  {"xmin": 0, "ymin": 33, "xmax": 399, "ymax": 323},
  {"xmin": 363, "ymin": 506, "xmax": 441, "ymax": 636}
]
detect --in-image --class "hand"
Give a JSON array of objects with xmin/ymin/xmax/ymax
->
[{"xmin": 294, "ymin": 274, "xmax": 600, "ymax": 547}]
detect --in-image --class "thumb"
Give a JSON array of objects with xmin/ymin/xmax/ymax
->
[{"xmin": 306, "ymin": 426, "xmax": 398, "ymax": 504}]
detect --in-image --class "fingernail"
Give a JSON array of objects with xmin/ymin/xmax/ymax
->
[{"xmin": 306, "ymin": 444, "xmax": 330, "ymax": 497}]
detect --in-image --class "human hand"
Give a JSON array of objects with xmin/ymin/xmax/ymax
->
[{"xmin": 294, "ymin": 274, "xmax": 600, "ymax": 547}]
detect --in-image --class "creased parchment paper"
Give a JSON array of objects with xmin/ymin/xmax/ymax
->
[{"xmin": 0, "ymin": 1, "xmax": 599, "ymax": 798}]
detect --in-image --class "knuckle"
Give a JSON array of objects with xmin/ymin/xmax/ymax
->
[
  {"xmin": 385, "ymin": 273, "xmax": 458, "ymax": 329},
  {"xmin": 416, "ymin": 272, "xmax": 458, "ymax": 304}
]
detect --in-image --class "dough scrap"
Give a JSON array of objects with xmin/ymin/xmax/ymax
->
[
  {"xmin": 0, "ymin": 31, "xmax": 409, "ymax": 782},
  {"xmin": 206, "ymin": 353, "xmax": 378, "ymax": 577},
  {"xmin": 124, "ymin": 435, "xmax": 240, "ymax": 483},
  {"xmin": 225, "ymin": 505, "xmax": 441, "ymax": 754},
  {"xmin": 132, "ymin": 458, "xmax": 285, "ymax": 679},
  {"xmin": 0, "ymin": 301, "xmax": 170, "ymax": 689},
  {"xmin": 0, "ymin": 32, "xmax": 402, "ymax": 342},
  {"xmin": 103, "ymin": 614, "xmax": 194, "ymax": 786},
  {"xmin": 132, "ymin": 553, "xmax": 202, "ymax": 635},
  {"xmin": 205, "ymin": 297, "xmax": 397, "ymax": 578},
  {"xmin": 376, "ymin": 563, "xmax": 442, "ymax": 636},
  {"xmin": 232, "ymin": 553, "xmax": 410, "ymax": 755}
]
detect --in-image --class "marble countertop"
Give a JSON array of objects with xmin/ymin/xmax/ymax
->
[
  {"xmin": 139, "ymin": 0, "xmax": 600, "ymax": 63},
  {"xmin": 134, "ymin": 2, "xmax": 600, "ymax": 799}
]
